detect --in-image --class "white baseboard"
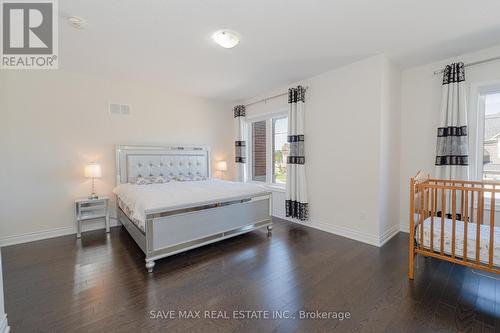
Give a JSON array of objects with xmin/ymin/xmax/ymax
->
[
  {"xmin": 379, "ymin": 224, "xmax": 401, "ymax": 247},
  {"xmin": 0, "ymin": 314, "xmax": 9, "ymax": 333},
  {"xmin": 0, "ymin": 218, "xmax": 119, "ymax": 247},
  {"xmin": 273, "ymin": 214, "xmax": 400, "ymax": 247},
  {"xmin": 400, "ymin": 222, "xmax": 409, "ymax": 233},
  {"xmin": 2, "ymin": 214, "xmax": 406, "ymax": 248},
  {"xmin": 272, "ymin": 214, "xmax": 297, "ymax": 224}
]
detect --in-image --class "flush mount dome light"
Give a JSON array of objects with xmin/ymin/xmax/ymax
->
[
  {"xmin": 212, "ymin": 30, "xmax": 240, "ymax": 48},
  {"xmin": 67, "ymin": 16, "xmax": 86, "ymax": 29}
]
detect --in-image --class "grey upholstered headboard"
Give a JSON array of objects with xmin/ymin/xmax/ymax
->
[{"xmin": 115, "ymin": 144, "xmax": 211, "ymax": 184}]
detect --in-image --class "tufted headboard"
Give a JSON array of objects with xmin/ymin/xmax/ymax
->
[{"xmin": 115, "ymin": 144, "xmax": 211, "ymax": 184}]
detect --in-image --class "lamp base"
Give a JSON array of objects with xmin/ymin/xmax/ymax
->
[{"xmin": 88, "ymin": 193, "xmax": 99, "ymax": 200}]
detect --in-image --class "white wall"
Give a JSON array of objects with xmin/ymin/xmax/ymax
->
[
  {"xmin": 244, "ymin": 55, "xmax": 401, "ymax": 246},
  {"xmin": 379, "ymin": 57, "xmax": 402, "ymax": 240},
  {"xmin": 0, "ymin": 70, "xmax": 234, "ymax": 245},
  {"xmin": 400, "ymin": 44, "xmax": 500, "ymax": 231}
]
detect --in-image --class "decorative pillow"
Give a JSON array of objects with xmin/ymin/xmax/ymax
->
[
  {"xmin": 135, "ymin": 176, "xmax": 153, "ymax": 185},
  {"xmin": 175, "ymin": 174, "xmax": 191, "ymax": 182},
  {"xmin": 152, "ymin": 176, "xmax": 170, "ymax": 184},
  {"xmin": 175, "ymin": 174, "xmax": 207, "ymax": 181},
  {"xmin": 135, "ymin": 175, "xmax": 172, "ymax": 184}
]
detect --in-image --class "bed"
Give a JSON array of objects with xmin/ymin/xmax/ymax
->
[
  {"xmin": 408, "ymin": 171, "xmax": 500, "ymax": 279},
  {"xmin": 114, "ymin": 144, "xmax": 272, "ymax": 273}
]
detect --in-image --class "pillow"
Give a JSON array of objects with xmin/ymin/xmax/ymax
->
[
  {"xmin": 152, "ymin": 175, "xmax": 170, "ymax": 184},
  {"xmin": 135, "ymin": 176, "xmax": 153, "ymax": 185},
  {"xmin": 135, "ymin": 175, "xmax": 171, "ymax": 185},
  {"xmin": 175, "ymin": 174, "xmax": 207, "ymax": 182},
  {"xmin": 175, "ymin": 174, "xmax": 191, "ymax": 182}
]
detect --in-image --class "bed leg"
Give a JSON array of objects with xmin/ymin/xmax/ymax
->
[
  {"xmin": 145, "ymin": 260, "xmax": 155, "ymax": 273},
  {"xmin": 267, "ymin": 224, "xmax": 273, "ymax": 235}
]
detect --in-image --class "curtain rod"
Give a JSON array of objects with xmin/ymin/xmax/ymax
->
[
  {"xmin": 433, "ymin": 55, "xmax": 500, "ymax": 75},
  {"xmin": 245, "ymin": 86, "xmax": 309, "ymax": 107}
]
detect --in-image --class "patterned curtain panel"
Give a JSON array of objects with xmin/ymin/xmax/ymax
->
[
  {"xmin": 286, "ymin": 86, "xmax": 309, "ymax": 221},
  {"xmin": 234, "ymin": 105, "xmax": 246, "ymax": 182},
  {"xmin": 435, "ymin": 62, "xmax": 469, "ymax": 215}
]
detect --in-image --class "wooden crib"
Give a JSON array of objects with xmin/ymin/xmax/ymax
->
[{"xmin": 408, "ymin": 171, "xmax": 500, "ymax": 279}]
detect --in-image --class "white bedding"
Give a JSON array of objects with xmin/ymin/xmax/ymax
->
[
  {"xmin": 416, "ymin": 217, "xmax": 500, "ymax": 266},
  {"xmin": 113, "ymin": 179, "xmax": 269, "ymax": 231}
]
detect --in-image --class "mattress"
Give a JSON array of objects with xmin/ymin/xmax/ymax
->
[
  {"xmin": 113, "ymin": 179, "xmax": 270, "ymax": 231},
  {"xmin": 416, "ymin": 217, "xmax": 500, "ymax": 266}
]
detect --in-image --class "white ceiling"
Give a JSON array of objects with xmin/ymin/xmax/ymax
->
[{"xmin": 59, "ymin": 0, "xmax": 500, "ymax": 101}]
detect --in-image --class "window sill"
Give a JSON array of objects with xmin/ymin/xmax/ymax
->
[
  {"xmin": 246, "ymin": 181, "xmax": 286, "ymax": 193},
  {"xmin": 265, "ymin": 184, "xmax": 286, "ymax": 193}
]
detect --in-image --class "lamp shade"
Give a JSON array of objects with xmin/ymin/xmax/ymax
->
[
  {"xmin": 216, "ymin": 160, "xmax": 227, "ymax": 172},
  {"xmin": 84, "ymin": 163, "xmax": 102, "ymax": 178}
]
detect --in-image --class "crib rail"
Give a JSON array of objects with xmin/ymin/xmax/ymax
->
[{"xmin": 408, "ymin": 172, "xmax": 500, "ymax": 279}]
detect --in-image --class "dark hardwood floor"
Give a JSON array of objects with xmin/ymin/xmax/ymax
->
[{"xmin": 3, "ymin": 218, "xmax": 500, "ymax": 332}]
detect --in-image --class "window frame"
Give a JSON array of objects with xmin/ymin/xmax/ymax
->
[
  {"xmin": 473, "ymin": 82, "xmax": 500, "ymax": 182},
  {"xmin": 471, "ymin": 81, "xmax": 500, "ymax": 210},
  {"xmin": 246, "ymin": 109, "xmax": 288, "ymax": 188},
  {"xmin": 250, "ymin": 119, "xmax": 268, "ymax": 182},
  {"xmin": 272, "ymin": 115, "xmax": 288, "ymax": 185}
]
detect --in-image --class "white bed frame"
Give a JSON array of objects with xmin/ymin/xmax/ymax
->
[{"xmin": 115, "ymin": 144, "xmax": 272, "ymax": 273}]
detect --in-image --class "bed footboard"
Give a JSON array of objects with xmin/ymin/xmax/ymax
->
[
  {"xmin": 144, "ymin": 194, "xmax": 272, "ymax": 272},
  {"xmin": 118, "ymin": 194, "xmax": 272, "ymax": 273}
]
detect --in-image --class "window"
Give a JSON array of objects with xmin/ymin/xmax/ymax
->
[
  {"xmin": 248, "ymin": 114, "xmax": 288, "ymax": 186},
  {"xmin": 479, "ymin": 90, "xmax": 500, "ymax": 181},
  {"xmin": 252, "ymin": 120, "xmax": 267, "ymax": 182},
  {"xmin": 273, "ymin": 117, "xmax": 288, "ymax": 184}
]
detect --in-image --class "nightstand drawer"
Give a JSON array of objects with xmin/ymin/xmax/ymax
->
[
  {"xmin": 80, "ymin": 203, "xmax": 106, "ymax": 211},
  {"xmin": 79, "ymin": 212, "xmax": 106, "ymax": 220}
]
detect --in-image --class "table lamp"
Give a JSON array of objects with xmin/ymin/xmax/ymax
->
[
  {"xmin": 216, "ymin": 160, "xmax": 227, "ymax": 179},
  {"xmin": 84, "ymin": 162, "xmax": 102, "ymax": 199}
]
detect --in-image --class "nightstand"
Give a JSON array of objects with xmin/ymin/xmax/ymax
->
[{"xmin": 75, "ymin": 196, "xmax": 110, "ymax": 238}]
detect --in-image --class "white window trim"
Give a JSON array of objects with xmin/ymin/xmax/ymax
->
[
  {"xmin": 471, "ymin": 81, "xmax": 500, "ymax": 180},
  {"xmin": 470, "ymin": 80, "xmax": 500, "ymax": 211},
  {"xmin": 245, "ymin": 109, "xmax": 288, "ymax": 189}
]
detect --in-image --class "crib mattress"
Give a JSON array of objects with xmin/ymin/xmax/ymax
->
[{"xmin": 416, "ymin": 217, "xmax": 500, "ymax": 266}]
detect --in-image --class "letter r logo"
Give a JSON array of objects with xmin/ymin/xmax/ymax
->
[{"xmin": 2, "ymin": 2, "xmax": 53, "ymax": 54}]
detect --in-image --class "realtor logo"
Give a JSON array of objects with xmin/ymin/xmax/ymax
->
[{"xmin": 1, "ymin": 0, "xmax": 58, "ymax": 69}]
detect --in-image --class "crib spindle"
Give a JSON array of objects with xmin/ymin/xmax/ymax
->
[
  {"xmin": 430, "ymin": 188, "xmax": 435, "ymax": 252},
  {"xmin": 420, "ymin": 187, "xmax": 424, "ymax": 251},
  {"xmin": 433, "ymin": 187, "xmax": 438, "ymax": 218},
  {"xmin": 489, "ymin": 191, "xmax": 495, "ymax": 267},
  {"xmin": 425, "ymin": 187, "xmax": 430, "ymax": 219},
  {"xmin": 476, "ymin": 192, "xmax": 483, "ymax": 264},
  {"xmin": 471, "ymin": 190, "xmax": 475, "ymax": 224},
  {"xmin": 463, "ymin": 190, "xmax": 468, "ymax": 261},
  {"xmin": 461, "ymin": 184, "xmax": 465, "ymax": 218},
  {"xmin": 452, "ymin": 190, "xmax": 456, "ymax": 258},
  {"xmin": 441, "ymin": 189, "xmax": 445, "ymax": 255}
]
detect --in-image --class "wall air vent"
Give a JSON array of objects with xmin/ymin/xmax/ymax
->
[{"xmin": 109, "ymin": 103, "xmax": 131, "ymax": 116}]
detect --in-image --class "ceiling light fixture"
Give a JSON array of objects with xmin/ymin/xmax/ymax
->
[
  {"xmin": 67, "ymin": 16, "xmax": 86, "ymax": 29},
  {"xmin": 212, "ymin": 30, "xmax": 240, "ymax": 49}
]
